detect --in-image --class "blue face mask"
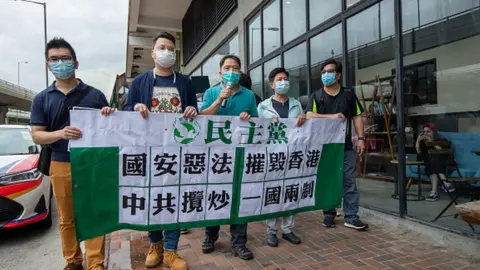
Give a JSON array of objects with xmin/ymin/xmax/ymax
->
[
  {"xmin": 274, "ymin": 80, "xmax": 290, "ymax": 95},
  {"xmin": 222, "ymin": 71, "xmax": 240, "ymax": 85},
  {"xmin": 321, "ymin": 72, "xmax": 337, "ymax": 86},
  {"xmin": 49, "ymin": 60, "xmax": 75, "ymax": 79}
]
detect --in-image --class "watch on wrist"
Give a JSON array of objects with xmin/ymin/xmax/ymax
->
[{"xmin": 358, "ymin": 136, "xmax": 366, "ymax": 141}]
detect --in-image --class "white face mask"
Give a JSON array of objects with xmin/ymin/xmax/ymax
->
[{"xmin": 155, "ymin": 49, "xmax": 176, "ymax": 68}]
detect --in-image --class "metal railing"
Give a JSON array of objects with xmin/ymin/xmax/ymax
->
[{"xmin": 0, "ymin": 78, "xmax": 37, "ymax": 101}]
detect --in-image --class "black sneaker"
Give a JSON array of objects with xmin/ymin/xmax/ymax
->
[
  {"xmin": 426, "ymin": 192, "xmax": 439, "ymax": 201},
  {"xmin": 282, "ymin": 232, "xmax": 301, "ymax": 244},
  {"xmin": 180, "ymin": 229, "xmax": 189, "ymax": 234},
  {"xmin": 202, "ymin": 235, "xmax": 218, "ymax": 254},
  {"xmin": 344, "ymin": 219, "xmax": 368, "ymax": 230},
  {"xmin": 323, "ymin": 216, "xmax": 336, "ymax": 228},
  {"xmin": 231, "ymin": 245, "xmax": 254, "ymax": 260},
  {"xmin": 267, "ymin": 233, "xmax": 278, "ymax": 247}
]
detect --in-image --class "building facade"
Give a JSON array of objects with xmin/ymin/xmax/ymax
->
[
  {"xmin": 182, "ymin": 0, "xmax": 480, "ymax": 236},
  {"xmin": 127, "ymin": 0, "xmax": 480, "ymax": 236}
]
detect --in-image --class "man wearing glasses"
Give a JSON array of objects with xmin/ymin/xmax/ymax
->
[
  {"xmin": 306, "ymin": 59, "xmax": 368, "ymax": 231},
  {"xmin": 30, "ymin": 38, "xmax": 109, "ymax": 270},
  {"xmin": 122, "ymin": 32, "xmax": 197, "ymax": 270},
  {"xmin": 199, "ymin": 55, "xmax": 258, "ymax": 260}
]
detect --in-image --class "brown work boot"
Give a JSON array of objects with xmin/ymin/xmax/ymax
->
[
  {"xmin": 63, "ymin": 263, "xmax": 83, "ymax": 270},
  {"xmin": 164, "ymin": 250, "xmax": 188, "ymax": 270},
  {"xmin": 145, "ymin": 242, "xmax": 164, "ymax": 268}
]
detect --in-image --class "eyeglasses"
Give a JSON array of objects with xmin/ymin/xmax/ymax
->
[
  {"xmin": 47, "ymin": 55, "xmax": 73, "ymax": 62},
  {"xmin": 321, "ymin": 69, "xmax": 336, "ymax": 74}
]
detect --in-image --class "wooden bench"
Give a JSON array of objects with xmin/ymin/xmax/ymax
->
[{"xmin": 456, "ymin": 201, "xmax": 480, "ymax": 225}]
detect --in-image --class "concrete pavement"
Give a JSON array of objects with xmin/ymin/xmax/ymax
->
[
  {"xmin": 108, "ymin": 211, "xmax": 480, "ymax": 270},
  {"xmin": 0, "ymin": 199, "xmax": 64, "ymax": 270}
]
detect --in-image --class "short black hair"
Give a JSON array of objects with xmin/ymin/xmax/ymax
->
[
  {"xmin": 219, "ymin": 55, "xmax": 241, "ymax": 69},
  {"xmin": 321, "ymin": 58, "xmax": 342, "ymax": 73},
  {"xmin": 45, "ymin": 37, "xmax": 77, "ymax": 61},
  {"xmin": 268, "ymin": 67, "xmax": 289, "ymax": 83},
  {"xmin": 153, "ymin": 32, "xmax": 176, "ymax": 46},
  {"xmin": 239, "ymin": 72, "xmax": 252, "ymax": 89}
]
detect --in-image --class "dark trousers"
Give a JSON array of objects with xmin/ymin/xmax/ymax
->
[
  {"xmin": 323, "ymin": 150, "xmax": 359, "ymax": 223},
  {"xmin": 205, "ymin": 224, "xmax": 247, "ymax": 247}
]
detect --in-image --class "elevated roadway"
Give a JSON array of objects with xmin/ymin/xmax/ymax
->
[{"xmin": 0, "ymin": 78, "xmax": 37, "ymax": 124}]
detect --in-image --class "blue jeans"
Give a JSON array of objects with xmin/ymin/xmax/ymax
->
[
  {"xmin": 148, "ymin": 230, "xmax": 180, "ymax": 251},
  {"xmin": 205, "ymin": 224, "xmax": 247, "ymax": 247},
  {"xmin": 323, "ymin": 150, "xmax": 359, "ymax": 223}
]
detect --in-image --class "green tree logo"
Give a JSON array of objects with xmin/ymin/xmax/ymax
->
[{"xmin": 173, "ymin": 117, "xmax": 200, "ymax": 144}]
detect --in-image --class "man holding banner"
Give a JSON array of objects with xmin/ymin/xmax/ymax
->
[
  {"xmin": 30, "ymin": 38, "xmax": 109, "ymax": 270},
  {"xmin": 257, "ymin": 67, "xmax": 305, "ymax": 247},
  {"xmin": 199, "ymin": 55, "xmax": 258, "ymax": 260},
  {"xmin": 122, "ymin": 32, "xmax": 198, "ymax": 270},
  {"xmin": 306, "ymin": 59, "xmax": 368, "ymax": 230}
]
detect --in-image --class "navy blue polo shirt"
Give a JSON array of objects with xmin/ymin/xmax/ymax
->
[{"xmin": 30, "ymin": 80, "xmax": 109, "ymax": 162}]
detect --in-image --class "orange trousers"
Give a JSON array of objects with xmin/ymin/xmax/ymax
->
[{"xmin": 50, "ymin": 161, "xmax": 105, "ymax": 270}]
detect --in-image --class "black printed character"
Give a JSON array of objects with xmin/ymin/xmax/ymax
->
[
  {"xmin": 122, "ymin": 193, "xmax": 146, "ymax": 215},
  {"xmin": 152, "ymin": 193, "xmax": 177, "ymax": 215},
  {"xmin": 123, "ymin": 153, "xmax": 147, "ymax": 176}
]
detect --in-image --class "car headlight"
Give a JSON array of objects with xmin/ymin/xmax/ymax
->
[{"xmin": 0, "ymin": 169, "xmax": 42, "ymax": 185}]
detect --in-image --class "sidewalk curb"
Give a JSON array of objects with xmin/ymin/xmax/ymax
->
[{"xmin": 104, "ymin": 234, "xmax": 111, "ymax": 269}]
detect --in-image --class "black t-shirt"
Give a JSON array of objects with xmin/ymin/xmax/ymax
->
[
  {"xmin": 271, "ymin": 98, "xmax": 290, "ymax": 118},
  {"xmin": 306, "ymin": 88, "xmax": 364, "ymax": 150}
]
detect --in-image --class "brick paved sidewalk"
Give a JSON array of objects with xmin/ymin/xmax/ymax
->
[{"xmin": 107, "ymin": 211, "xmax": 479, "ymax": 270}]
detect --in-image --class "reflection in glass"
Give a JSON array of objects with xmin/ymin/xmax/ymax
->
[
  {"xmin": 402, "ymin": 0, "xmax": 419, "ymax": 32},
  {"xmin": 380, "ymin": 0, "xmax": 394, "ymax": 39},
  {"xmin": 263, "ymin": 56, "xmax": 282, "ymax": 98},
  {"xmin": 283, "ymin": 0, "xmax": 306, "ymax": 43},
  {"xmin": 309, "ymin": 0, "xmax": 341, "ymax": 29},
  {"xmin": 347, "ymin": 4, "xmax": 379, "ymax": 50},
  {"xmin": 249, "ymin": 66, "xmax": 263, "ymax": 100},
  {"xmin": 310, "ymin": 24, "xmax": 343, "ymax": 91},
  {"xmin": 263, "ymin": 0, "xmax": 281, "ymax": 55},
  {"xmin": 346, "ymin": 1, "xmax": 396, "ymax": 216},
  {"xmin": 248, "ymin": 14, "xmax": 262, "ymax": 64},
  {"xmin": 284, "ymin": 42, "xmax": 308, "ymax": 106},
  {"xmin": 419, "ymin": 0, "xmax": 480, "ymax": 26},
  {"xmin": 403, "ymin": 1, "xmax": 480, "ymax": 233},
  {"xmin": 346, "ymin": 0, "xmax": 362, "ymax": 8}
]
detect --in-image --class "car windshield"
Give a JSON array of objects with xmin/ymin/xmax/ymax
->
[{"xmin": 0, "ymin": 128, "xmax": 37, "ymax": 155}]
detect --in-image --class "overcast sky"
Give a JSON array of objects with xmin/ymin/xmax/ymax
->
[{"xmin": 0, "ymin": 0, "xmax": 128, "ymax": 92}]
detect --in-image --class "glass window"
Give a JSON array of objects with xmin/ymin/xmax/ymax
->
[
  {"xmin": 346, "ymin": 0, "xmax": 396, "ymax": 215},
  {"xmin": 263, "ymin": 56, "xmax": 282, "ymax": 98},
  {"xmin": 346, "ymin": 0, "xmax": 362, "ymax": 8},
  {"xmin": 380, "ymin": 0, "xmax": 394, "ymax": 39},
  {"xmin": 248, "ymin": 14, "xmax": 262, "ymax": 64},
  {"xmin": 309, "ymin": 0, "xmax": 341, "ymax": 29},
  {"xmin": 190, "ymin": 68, "xmax": 201, "ymax": 77},
  {"xmin": 283, "ymin": 0, "xmax": 306, "ymax": 43},
  {"xmin": 249, "ymin": 66, "xmax": 263, "ymax": 101},
  {"xmin": 263, "ymin": 0, "xmax": 281, "ymax": 55},
  {"xmin": 201, "ymin": 34, "xmax": 239, "ymax": 86},
  {"xmin": 310, "ymin": 24, "xmax": 343, "ymax": 91},
  {"xmin": 402, "ymin": 0, "xmax": 419, "ymax": 32},
  {"xmin": 284, "ymin": 42, "xmax": 308, "ymax": 103},
  {"xmin": 402, "ymin": 0, "xmax": 480, "ymax": 233},
  {"xmin": 347, "ymin": 4, "xmax": 379, "ymax": 50},
  {"xmin": 201, "ymin": 57, "xmax": 218, "ymax": 88},
  {"xmin": 419, "ymin": 0, "xmax": 480, "ymax": 26}
]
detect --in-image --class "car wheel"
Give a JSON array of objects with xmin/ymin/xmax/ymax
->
[{"xmin": 38, "ymin": 187, "xmax": 53, "ymax": 229}]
